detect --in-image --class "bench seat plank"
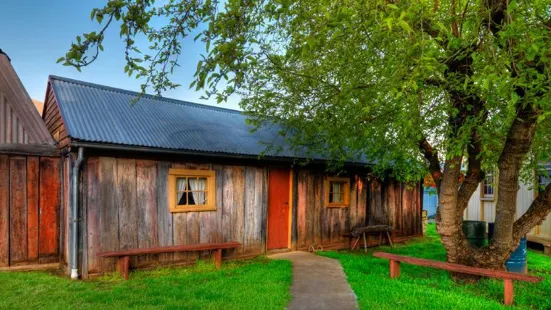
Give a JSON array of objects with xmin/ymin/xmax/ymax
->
[
  {"xmin": 373, "ymin": 252, "xmax": 542, "ymax": 283},
  {"xmin": 98, "ymin": 241, "xmax": 241, "ymax": 257}
]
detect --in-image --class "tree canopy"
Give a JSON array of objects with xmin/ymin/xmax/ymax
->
[{"xmin": 62, "ymin": 0, "xmax": 551, "ymax": 267}]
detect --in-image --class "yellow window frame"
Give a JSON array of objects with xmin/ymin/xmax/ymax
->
[
  {"xmin": 325, "ymin": 177, "xmax": 351, "ymax": 208},
  {"xmin": 168, "ymin": 168, "xmax": 216, "ymax": 212}
]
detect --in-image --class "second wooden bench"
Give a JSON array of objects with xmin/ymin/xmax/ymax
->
[
  {"xmin": 373, "ymin": 252, "xmax": 542, "ymax": 305},
  {"xmin": 98, "ymin": 241, "xmax": 241, "ymax": 280}
]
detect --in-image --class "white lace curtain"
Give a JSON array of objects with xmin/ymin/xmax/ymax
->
[{"xmin": 177, "ymin": 177, "xmax": 207, "ymax": 205}]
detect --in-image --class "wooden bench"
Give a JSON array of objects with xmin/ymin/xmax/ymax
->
[
  {"xmin": 98, "ymin": 241, "xmax": 241, "ymax": 280},
  {"xmin": 373, "ymin": 252, "xmax": 542, "ymax": 305},
  {"xmin": 349, "ymin": 225, "xmax": 394, "ymax": 252}
]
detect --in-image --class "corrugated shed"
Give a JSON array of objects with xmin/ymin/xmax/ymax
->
[{"xmin": 50, "ymin": 75, "xmax": 338, "ymax": 160}]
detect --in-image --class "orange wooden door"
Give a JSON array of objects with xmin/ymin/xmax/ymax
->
[{"xmin": 268, "ymin": 168, "xmax": 290, "ymax": 250}]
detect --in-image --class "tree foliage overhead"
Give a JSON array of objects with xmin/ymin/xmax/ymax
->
[
  {"xmin": 61, "ymin": 0, "xmax": 551, "ymax": 182},
  {"xmin": 63, "ymin": 0, "xmax": 551, "ymax": 268}
]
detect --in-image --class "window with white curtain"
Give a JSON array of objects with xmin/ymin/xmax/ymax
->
[
  {"xmin": 168, "ymin": 169, "xmax": 216, "ymax": 212},
  {"xmin": 325, "ymin": 177, "xmax": 350, "ymax": 208}
]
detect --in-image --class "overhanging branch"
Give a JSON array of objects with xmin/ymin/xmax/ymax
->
[{"xmin": 419, "ymin": 138, "xmax": 442, "ymax": 191}]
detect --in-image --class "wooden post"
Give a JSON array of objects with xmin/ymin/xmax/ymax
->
[
  {"xmin": 378, "ymin": 232, "xmax": 383, "ymax": 246},
  {"xmin": 214, "ymin": 249, "xmax": 222, "ymax": 269},
  {"xmin": 351, "ymin": 236, "xmax": 360, "ymax": 251},
  {"xmin": 118, "ymin": 256, "xmax": 130, "ymax": 280},
  {"xmin": 389, "ymin": 260, "xmax": 401, "ymax": 278},
  {"xmin": 386, "ymin": 232, "xmax": 394, "ymax": 248},
  {"xmin": 362, "ymin": 233, "xmax": 368, "ymax": 253},
  {"xmin": 503, "ymin": 279, "xmax": 514, "ymax": 306}
]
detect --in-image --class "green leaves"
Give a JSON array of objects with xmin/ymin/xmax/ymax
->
[{"xmin": 61, "ymin": 0, "xmax": 551, "ymax": 183}]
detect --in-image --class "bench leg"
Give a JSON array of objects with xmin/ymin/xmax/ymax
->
[
  {"xmin": 213, "ymin": 249, "xmax": 222, "ymax": 269},
  {"xmin": 362, "ymin": 233, "xmax": 368, "ymax": 253},
  {"xmin": 504, "ymin": 279, "xmax": 514, "ymax": 306},
  {"xmin": 351, "ymin": 236, "xmax": 360, "ymax": 251},
  {"xmin": 118, "ymin": 256, "xmax": 130, "ymax": 280},
  {"xmin": 389, "ymin": 260, "xmax": 401, "ymax": 279},
  {"xmin": 386, "ymin": 232, "xmax": 394, "ymax": 248}
]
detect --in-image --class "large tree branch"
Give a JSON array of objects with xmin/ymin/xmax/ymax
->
[
  {"xmin": 419, "ymin": 138, "xmax": 442, "ymax": 191},
  {"xmin": 492, "ymin": 102, "xmax": 539, "ymax": 248},
  {"xmin": 456, "ymin": 130, "xmax": 485, "ymax": 214},
  {"xmin": 513, "ymin": 183, "xmax": 551, "ymax": 239}
]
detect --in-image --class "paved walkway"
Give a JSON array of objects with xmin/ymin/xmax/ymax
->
[{"xmin": 270, "ymin": 251, "xmax": 358, "ymax": 310}]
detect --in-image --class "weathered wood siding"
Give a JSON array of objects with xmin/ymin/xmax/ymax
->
[
  {"xmin": 0, "ymin": 93, "xmax": 31, "ymax": 144},
  {"xmin": 0, "ymin": 154, "xmax": 62, "ymax": 267},
  {"xmin": 295, "ymin": 170, "xmax": 422, "ymax": 250},
  {"xmin": 81, "ymin": 157, "xmax": 267, "ymax": 277},
  {"xmin": 0, "ymin": 52, "xmax": 54, "ymax": 145},
  {"xmin": 42, "ymin": 84, "xmax": 70, "ymax": 149}
]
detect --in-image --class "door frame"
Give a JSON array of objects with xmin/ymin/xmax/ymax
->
[{"xmin": 265, "ymin": 167, "xmax": 294, "ymax": 252}]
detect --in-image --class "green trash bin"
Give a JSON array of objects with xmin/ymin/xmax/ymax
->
[{"xmin": 462, "ymin": 221, "xmax": 486, "ymax": 247}]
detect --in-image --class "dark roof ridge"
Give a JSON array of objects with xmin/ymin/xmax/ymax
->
[{"xmin": 48, "ymin": 75, "xmax": 243, "ymax": 115}]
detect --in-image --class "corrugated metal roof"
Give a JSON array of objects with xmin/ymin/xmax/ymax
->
[{"xmin": 50, "ymin": 75, "xmax": 315, "ymax": 159}]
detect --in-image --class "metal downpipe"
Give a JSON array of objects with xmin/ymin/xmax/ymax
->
[{"xmin": 71, "ymin": 147, "xmax": 84, "ymax": 279}]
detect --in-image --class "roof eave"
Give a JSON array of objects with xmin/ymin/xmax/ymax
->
[{"xmin": 69, "ymin": 140, "xmax": 371, "ymax": 168}]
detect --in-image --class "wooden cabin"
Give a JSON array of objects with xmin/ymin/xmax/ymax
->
[
  {"xmin": 0, "ymin": 50, "xmax": 61, "ymax": 270},
  {"xmin": 39, "ymin": 75, "xmax": 423, "ymax": 278}
]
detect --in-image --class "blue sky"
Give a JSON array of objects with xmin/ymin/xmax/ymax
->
[{"xmin": 0, "ymin": 0, "xmax": 240, "ymax": 109}]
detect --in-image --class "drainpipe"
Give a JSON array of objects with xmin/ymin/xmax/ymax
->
[{"xmin": 71, "ymin": 147, "xmax": 84, "ymax": 280}]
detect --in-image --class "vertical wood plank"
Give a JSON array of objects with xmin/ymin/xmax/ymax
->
[
  {"xmin": 214, "ymin": 165, "xmax": 224, "ymax": 244},
  {"xmin": 222, "ymin": 167, "xmax": 234, "ymax": 243},
  {"xmin": 358, "ymin": 177, "xmax": 367, "ymax": 228},
  {"xmin": 257, "ymin": 167, "xmax": 267, "ymax": 254},
  {"xmin": 186, "ymin": 212, "xmax": 200, "ymax": 260},
  {"xmin": 63, "ymin": 157, "xmax": 71, "ymax": 268},
  {"xmin": 26, "ymin": 156, "xmax": 39, "ymax": 262},
  {"xmin": 297, "ymin": 171, "xmax": 307, "ymax": 249},
  {"xmin": 157, "ymin": 162, "xmax": 173, "ymax": 263},
  {"xmin": 117, "ymin": 159, "xmax": 138, "ymax": 267},
  {"xmin": 10, "ymin": 157, "xmax": 27, "ymax": 264},
  {"xmin": 306, "ymin": 173, "xmax": 315, "ymax": 247},
  {"xmin": 313, "ymin": 174, "xmax": 322, "ymax": 246},
  {"xmin": 244, "ymin": 167, "xmax": 256, "ymax": 254},
  {"xmin": 80, "ymin": 161, "xmax": 89, "ymax": 279},
  {"xmin": 349, "ymin": 176, "xmax": 358, "ymax": 229},
  {"xmin": 136, "ymin": 160, "xmax": 158, "ymax": 266},
  {"xmin": 0, "ymin": 155, "xmax": 9, "ymax": 267},
  {"xmin": 86, "ymin": 157, "xmax": 101, "ymax": 274},
  {"xmin": 99, "ymin": 157, "xmax": 118, "ymax": 271},
  {"xmin": 39, "ymin": 157, "xmax": 61, "ymax": 262},
  {"xmin": 233, "ymin": 166, "xmax": 245, "ymax": 255},
  {"xmin": 388, "ymin": 180, "xmax": 396, "ymax": 230}
]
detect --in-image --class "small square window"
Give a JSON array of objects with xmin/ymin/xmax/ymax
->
[
  {"xmin": 325, "ymin": 177, "xmax": 350, "ymax": 208},
  {"xmin": 169, "ymin": 169, "xmax": 216, "ymax": 212},
  {"xmin": 481, "ymin": 173, "xmax": 495, "ymax": 200}
]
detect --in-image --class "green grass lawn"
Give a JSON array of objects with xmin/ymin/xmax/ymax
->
[
  {"xmin": 320, "ymin": 224, "xmax": 551, "ymax": 310},
  {"xmin": 0, "ymin": 257, "xmax": 292, "ymax": 309}
]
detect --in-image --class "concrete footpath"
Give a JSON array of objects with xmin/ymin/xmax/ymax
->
[{"xmin": 270, "ymin": 251, "xmax": 358, "ymax": 310}]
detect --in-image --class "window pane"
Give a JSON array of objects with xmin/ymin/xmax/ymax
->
[
  {"xmin": 332, "ymin": 192, "xmax": 341, "ymax": 203},
  {"xmin": 176, "ymin": 177, "xmax": 187, "ymax": 191},
  {"xmin": 195, "ymin": 191, "xmax": 207, "ymax": 205},
  {"xmin": 198, "ymin": 177, "xmax": 208, "ymax": 190},
  {"xmin": 177, "ymin": 192, "xmax": 186, "ymax": 205},
  {"xmin": 187, "ymin": 192, "xmax": 196, "ymax": 205}
]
